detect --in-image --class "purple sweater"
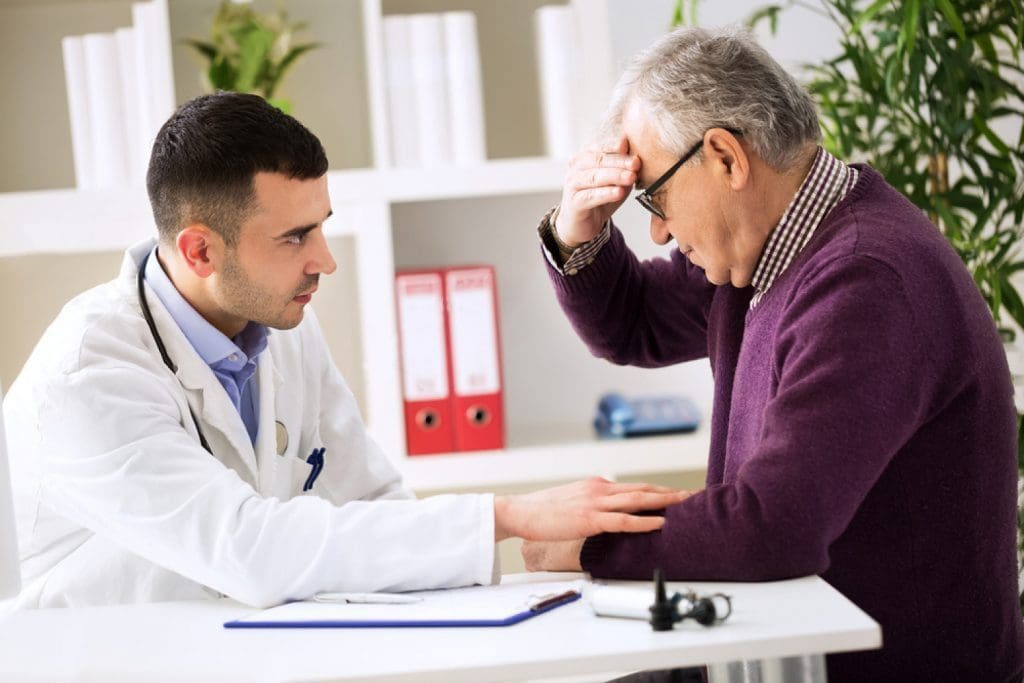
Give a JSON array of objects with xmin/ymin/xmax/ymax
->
[{"xmin": 548, "ymin": 166, "xmax": 1024, "ymax": 681}]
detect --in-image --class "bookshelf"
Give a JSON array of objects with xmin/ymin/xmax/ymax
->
[
  {"xmin": 402, "ymin": 426, "xmax": 712, "ymax": 491},
  {"xmin": 0, "ymin": 0, "xmax": 714, "ymax": 491}
]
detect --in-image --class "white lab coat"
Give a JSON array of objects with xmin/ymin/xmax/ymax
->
[{"xmin": 2, "ymin": 240, "xmax": 495, "ymax": 608}]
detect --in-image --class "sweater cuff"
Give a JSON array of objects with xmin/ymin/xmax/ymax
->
[
  {"xmin": 580, "ymin": 533, "xmax": 611, "ymax": 575},
  {"xmin": 536, "ymin": 206, "xmax": 613, "ymax": 275},
  {"xmin": 544, "ymin": 220, "xmax": 628, "ymax": 298}
]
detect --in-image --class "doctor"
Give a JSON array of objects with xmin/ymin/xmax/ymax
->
[{"xmin": 2, "ymin": 92, "xmax": 684, "ymax": 609}]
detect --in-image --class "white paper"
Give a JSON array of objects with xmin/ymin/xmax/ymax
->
[
  {"xmin": 535, "ymin": 5, "xmax": 579, "ymax": 159},
  {"xmin": 396, "ymin": 273, "xmax": 449, "ymax": 401},
  {"xmin": 445, "ymin": 268, "xmax": 500, "ymax": 396},
  {"xmin": 0, "ymin": 388, "xmax": 21, "ymax": 600},
  {"xmin": 231, "ymin": 580, "xmax": 584, "ymax": 625},
  {"xmin": 61, "ymin": 36, "xmax": 95, "ymax": 189},
  {"xmin": 82, "ymin": 32, "xmax": 130, "ymax": 188},
  {"xmin": 382, "ymin": 16, "xmax": 420, "ymax": 168},
  {"xmin": 442, "ymin": 12, "xmax": 486, "ymax": 166},
  {"xmin": 408, "ymin": 13, "xmax": 453, "ymax": 166}
]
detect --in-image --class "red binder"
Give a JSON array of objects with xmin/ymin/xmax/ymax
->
[
  {"xmin": 395, "ymin": 271, "xmax": 455, "ymax": 455},
  {"xmin": 443, "ymin": 266, "xmax": 505, "ymax": 452}
]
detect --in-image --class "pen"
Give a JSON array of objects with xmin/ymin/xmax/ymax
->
[
  {"xmin": 314, "ymin": 592, "xmax": 422, "ymax": 605},
  {"xmin": 530, "ymin": 589, "xmax": 581, "ymax": 612},
  {"xmin": 303, "ymin": 447, "xmax": 325, "ymax": 492}
]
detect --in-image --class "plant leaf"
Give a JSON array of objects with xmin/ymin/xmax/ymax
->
[
  {"xmin": 182, "ymin": 39, "xmax": 218, "ymax": 62},
  {"xmin": 851, "ymin": 0, "xmax": 890, "ymax": 35},
  {"xmin": 747, "ymin": 5, "xmax": 783, "ymax": 34},
  {"xmin": 934, "ymin": 0, "xmax": 966, "ymax": 40},
  {"xmin": 265, "ymin": 42, "xmax": 320, "ymax": 99},
  {"xmin": 671, "ymin": 0, "xmax": 684, "ymax": 28},
  {"xmin": 235, "ymin": 24, "xmax": 276, "ymax": 93}
]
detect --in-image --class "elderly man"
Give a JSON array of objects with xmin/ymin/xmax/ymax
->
[{"xmin": 528, "ymin": 26, "xmax": 1024, "ymax": 682}]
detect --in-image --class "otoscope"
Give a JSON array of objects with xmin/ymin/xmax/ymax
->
[{"xmin": 649, "ymin": 568, "xmax": 733, "ymax": 631}]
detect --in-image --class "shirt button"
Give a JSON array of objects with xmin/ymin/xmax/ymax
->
[
  {"xmin": 567, "ymin": 267, "xmax": 578, "ymax": 276},
  {"xmin": 229, "ymin": 354, "xmax": 239, "ymax": 362}
]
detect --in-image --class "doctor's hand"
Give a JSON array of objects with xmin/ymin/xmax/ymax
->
[
  {"xmin": 522, "ymin": 539, "xmax": 584, "ymax": 573},
  {"xmin": 555, "ymin": 136, "xmax": 640, "ymax": 247},
  {"xmin": 493, "ymin": 477, "xmax": 689, "ymax": 542}
]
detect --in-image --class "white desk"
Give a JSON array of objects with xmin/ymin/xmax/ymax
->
[{"xmin": 0, "ymin": 573, "xmax": 880, "ymax": 683}]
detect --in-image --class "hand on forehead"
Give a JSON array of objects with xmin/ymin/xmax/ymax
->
[{"xmin": 584, "ymin": 136, "xmax": 641, "ymax": 173}]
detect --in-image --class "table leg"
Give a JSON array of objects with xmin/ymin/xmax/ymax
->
[{"xmin": 706, "ymin": 654, "xmax": 826, "ymax": 683}]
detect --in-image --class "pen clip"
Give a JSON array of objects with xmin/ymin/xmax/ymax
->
[
  {"xmin": 529, "ymin": 589, "xmax": 580, "ymax": 612},
  {"xmin": 303, "ymin": 447, "xmax": 325, "ymax": 492}
]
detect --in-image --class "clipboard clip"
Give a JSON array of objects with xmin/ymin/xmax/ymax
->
[{"xmin": 529, "ymin": 589, "xmax": 581, "ymax": 613}]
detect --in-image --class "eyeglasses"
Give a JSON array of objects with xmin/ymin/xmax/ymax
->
[{"xmin": 635, "ymin": 128, "xmax": 743, "ymax": 220}]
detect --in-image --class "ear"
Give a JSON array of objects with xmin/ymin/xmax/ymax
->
[
  {"xmin": 175, "ymin": 225, "xmax": 222, "ymax": 279},
  {"xmin": 704, "ymin": 128, "xmax": 750, "ymax": 191}
]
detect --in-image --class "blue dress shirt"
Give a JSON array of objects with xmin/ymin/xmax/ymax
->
[{"xmin": 144, "ymin": 247, "xmax": 268, "ymax": 444}]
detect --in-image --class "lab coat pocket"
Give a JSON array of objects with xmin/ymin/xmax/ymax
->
[
  {"xmin": 276, "ymin": 452, "xmax": 320, "ymax": 500},
  {"xmin": 282, "ymin": 429, "xmax": 327, "ymax": 499}
]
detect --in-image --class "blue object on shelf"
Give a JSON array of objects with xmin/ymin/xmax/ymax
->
[{"xmin": 594, "ymin": 393, "xmax": 701, "ymax": 438}]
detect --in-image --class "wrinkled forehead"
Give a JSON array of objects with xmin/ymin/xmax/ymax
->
[{"xmin": 620, "ymin": 101, "xmax": 676, "ymax": 190}]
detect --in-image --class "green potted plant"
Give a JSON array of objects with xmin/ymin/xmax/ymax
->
[
  {"xmin": 673, "ymin": 0, "xmax": 1024, "ymax": 606},
  {"xmin": 184, "ymin": 1, "xmax": 320, "ymax": 114}
]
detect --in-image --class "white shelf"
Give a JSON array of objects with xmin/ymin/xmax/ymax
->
[
  {"xmin": 325, "ymin": 157, "xmax": 565, "ymax": 206},
  {"xmin": 0, "ymin": 185, "xmax": 154, "ymax": 257},
  {"xmin": 382, "ymin": 157, "xmax": 565, "ymax": 203},
  {"xmin": 400, "ymin": 426, "xmax": 710, "ymax": 491},
  {"xmin": 0, "ymin": 158, "xmax": 567, "ymax": 258}
]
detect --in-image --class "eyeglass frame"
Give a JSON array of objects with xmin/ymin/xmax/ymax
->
[{"xmin": 635, "ymin": 127, "xmax": 743, "ymax": 220}]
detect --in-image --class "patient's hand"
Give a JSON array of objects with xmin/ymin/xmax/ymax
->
[{"xmin": 555, "ymin": 136, "xmax": 640, "ymax": 247}]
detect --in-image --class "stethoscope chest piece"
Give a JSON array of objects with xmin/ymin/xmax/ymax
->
[{"xmin": 275, "ymin": 421, "xmax": 289, "ymax": 455}]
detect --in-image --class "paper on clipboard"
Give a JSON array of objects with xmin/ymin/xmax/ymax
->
[{"xmin": 224, "ymin": 580, "xmax": 585, "ymax": 629}]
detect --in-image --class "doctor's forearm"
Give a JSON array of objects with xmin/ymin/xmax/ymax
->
[{"xmin": 493, "ymin": 495, "xmax": 516, "ymax": 542}]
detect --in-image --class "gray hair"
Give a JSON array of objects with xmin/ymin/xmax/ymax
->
[{"xmin": 603, "ymin": 25, "xmax": 821, "ymax": 172}]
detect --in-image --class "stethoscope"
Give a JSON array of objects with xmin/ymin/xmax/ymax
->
[{"xmin": 137, "ymin": 251, "xmax": 213, "ymax": 454}]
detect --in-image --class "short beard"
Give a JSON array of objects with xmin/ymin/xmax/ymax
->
[{"xmin": 217, "ymin": 248, "xmax": 314, "ymax": 331}]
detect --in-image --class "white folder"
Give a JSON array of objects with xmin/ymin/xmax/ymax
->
[
  {"xmin": 408, "ymin": 13, "xmax": 453, "ymax": 166},
  {"xmin": 442, "ymin": 12, "xmax": 486, "ymax": 166},
  {"xmin": 82, "ymin": 32, "xmax": 130, "ymax": 188},
  {"xmin": 535, "ymin": 5, "xmax": 580, "ymax": 160},
  {"xmin": 61, "ymin": 36, "xmax": 95, "ymax": 189}
]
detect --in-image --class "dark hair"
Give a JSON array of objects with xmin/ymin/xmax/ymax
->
[{"xmin": 146, "ymin": 92, "xmax": 329, "ymax": 246}]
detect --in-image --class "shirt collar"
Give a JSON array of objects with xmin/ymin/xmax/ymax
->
[
  {"xmin": 143, "ymin": 246, "xmax": 268, "ymax": 368},
  {"xmin": 749, "ymin": 147, "xmax": 852, "ymax": 305}
]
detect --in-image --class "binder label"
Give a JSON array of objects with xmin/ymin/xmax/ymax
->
[
  {"xmin": 397, "ymin": 274, "xmax": 449, "ymax": 401},
  {"xmin": 446, "ymin": 269, "xmax": 500, "ymax": 395}
]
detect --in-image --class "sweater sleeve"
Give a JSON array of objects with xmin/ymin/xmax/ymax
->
[
  {"xmin": 544, "ymin": 222, "xmax": 717, "ymax": 368},
  {"xmin": 582, "ymin": 254, "xmax": 933, "ymax": 580}
]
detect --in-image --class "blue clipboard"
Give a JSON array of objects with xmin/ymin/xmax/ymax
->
[{"xmin": 224, "ymin": 582, "xmax": 582, "ymax": 629}]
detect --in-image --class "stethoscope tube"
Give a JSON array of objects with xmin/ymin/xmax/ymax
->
[{"xmin": 137, "ymin": 251, "xmax": 213, "ymax": 454}]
